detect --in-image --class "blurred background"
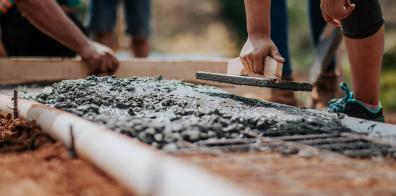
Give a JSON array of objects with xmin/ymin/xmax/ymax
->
[{"xmin": 60, "ymin": 0, "xmax": 396, "ymax": 117}]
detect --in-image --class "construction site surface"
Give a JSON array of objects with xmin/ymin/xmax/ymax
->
[{"xmin": 1, "ymin": 58, "xmax": 396, "ymax": 195}]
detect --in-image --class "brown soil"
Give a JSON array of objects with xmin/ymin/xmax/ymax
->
[
  {"xmin": 0, "ymin": 113, "xmax": 132, "ymax": 196},
  {"xmin": 176, "ymin": 151, "xmax": 396, "ymax": 195}
]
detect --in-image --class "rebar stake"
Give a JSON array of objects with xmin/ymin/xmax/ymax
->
[
  {"xmin": 68, "ymin": 125, "xmax": 77, "ymax": 158},
  {"xmin": 13, "ymin": 90, "xmax": 18, "ymax": 119}
]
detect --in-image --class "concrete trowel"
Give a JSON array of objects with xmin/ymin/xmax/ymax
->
[
  {"xmin": 196, "ymin": 54, "xmax": 313, "ymax": 92},
  {"xmin": 196, "ymin": 57, "xmax": 313, "ymax": 91}
]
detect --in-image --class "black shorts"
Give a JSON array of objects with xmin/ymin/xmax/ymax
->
[
  {"xmin": 0, "ymin": 7, "xmax": 88, "ymax": 57},
  {"xmin": 341, "ymin": 0, "xmax": 384, "ymax": 39}
]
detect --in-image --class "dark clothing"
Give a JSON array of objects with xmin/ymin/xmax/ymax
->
[
  {"xmin": 88, "ymin": 0, "xmax": 151, "ymax": 38},
  {"xmin": 0, "ymin": 6, "xmax": 87, "ymax": 57},
  {"xmin": 341, "ymin": 0, "xmax": 384, "ymax": 39},
  {"xmin": 271, "ymin": 0, "xmax": 336, "ymax": 77}
]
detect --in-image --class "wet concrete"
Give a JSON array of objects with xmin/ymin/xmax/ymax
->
[
  {"xmin": 196, "ymin": 71, "xmax": 313, "ymax": 91},
  {"xmin": 35, "ymin": 76, "xmax": 345, "ymax": 150}
]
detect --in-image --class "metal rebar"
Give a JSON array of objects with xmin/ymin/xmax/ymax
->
[
  {"xmin": 69, "ymin": 125, "xmax": 77, "ymax": 158},
  {"xmin": 13, "ymin": 90, "xmax": 18, "ymax": 119}
]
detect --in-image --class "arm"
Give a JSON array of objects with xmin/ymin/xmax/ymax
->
[
  {"xmin": 240, "ymin": 0, "xmax": 283, "ymax": 74},
  {"xmin": 245, "ymin": 0, "xmax": 271, "ymax": 38},
  {"xmin": 14, "ymin": 0, "xmax": 119, "ymax": 74}
]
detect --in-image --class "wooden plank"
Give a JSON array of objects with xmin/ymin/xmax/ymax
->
[
  {"xmin": 0, "ymin": 57, "xmax": 228, "ymax": 84},
  {"xmin": 0, "ymin": 57, "xmax": 272, "ymax": 101}
]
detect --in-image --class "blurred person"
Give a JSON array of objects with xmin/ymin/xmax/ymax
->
[
  {"xmin": 241, "ymin": 0, "xmax": 385, "ymax": 122},
  {"xmin": 269, "ymin": 0, "xmax": 338, "ymax": 108},
  {"xmin": 88, "ymin": 0, "xmax": 151, "ymax": 57},
  {"xmin": 0, "ymin": 0, "xmax": 118, "ymax": 74}
]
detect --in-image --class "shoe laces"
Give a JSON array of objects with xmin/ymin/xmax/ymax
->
[{"xmin": 327, "ymin": 82, "xmax": 353, "ymax": 112}]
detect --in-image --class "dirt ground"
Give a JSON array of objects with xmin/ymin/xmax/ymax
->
[
  {"xmin": 385, "ymin": 112, "xmax": 396, "ymax": 125},
  {"xmin": 177, "ymin": 151, "xmax": 396, "ymax": 195},
  {"xmin": 0, "ymin": 113, "xmax": 132, "ymax": 196}
]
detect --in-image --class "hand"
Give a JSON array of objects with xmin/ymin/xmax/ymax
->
[
  {"xmin": 80, "ymin": 42, "xmax": 120, "ymax": 75},
  {"xmin": 240, "ymin": 34, "xmax": 284, "ymax": 74},
  {"xmin": 320, "ymin": 0, "xmax": 355, "ymax": 27}
]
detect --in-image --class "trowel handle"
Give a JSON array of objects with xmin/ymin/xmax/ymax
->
[{"xmin": 227, "ymin": 57, "xmax": 283, "ymax": 80}]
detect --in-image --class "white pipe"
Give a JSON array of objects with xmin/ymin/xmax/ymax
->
[
  {"xmin": 0, "ymin": 95, "xmax": 254, "ymax": 196},
  {"xmin": 342, "ymin": 117, "xmax": 396, "ymax": 145}
]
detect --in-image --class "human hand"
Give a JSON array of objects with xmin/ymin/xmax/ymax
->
[
  {"xmin": 80, "ymin": 42, "xmax": 119, "ymax": 75},
  {"xmin": 320, "ymin": 0, "xmax": 355, "ymax": 27},
  {"xmin": 240, "ymin": 34, "xmax": 284, "ymax": 75}
]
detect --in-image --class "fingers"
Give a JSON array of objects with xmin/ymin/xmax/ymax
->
[
  {"xmin": 320, "ymin": 0, "xmax": 355, "ymax": 27},
  {"xmin": 106, "ymin": 53, "xmax": 119, "ymax": 75},
  {"xmin": 99, "ymin": 58, "xmax": 108, "ymax": 74},
  {"xmin": 345, "ymin": 0, "xmax": 355, "ymax": 9},
  {"xmin": 86, "ymin": 58, "xmax": 100, "ymax": 75},
  {"xmin": 110, "ymin": 54, "xmax": 120, "ymax": 73},
  {"xmin": 240, "ymin": 53, "xmax": 255, "ymax": 72},
  {"xmin": 340, "ymin": 3, "xmax": 355, "ymax": 20},
  {"xmin": 253, "ymin": 54, "xmax": 264, "ymax": 74},
  {"xmin": 270, "ymin": 47, "xmax": 285, "ymax": 63},
  {"xmin": 322, "ymin": 11, "xmax": 341, "ymax": 27},
  {"xmin": 86, "ymin": 53, "xmax": 119, "ymax": 76},
  {"xmin": 240, "ymin": 57, "xmax": 251, "ymax": 73}
]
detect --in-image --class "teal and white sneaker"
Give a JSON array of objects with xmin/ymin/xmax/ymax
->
[{"xmin": 327, "ymin": 82, "xmax": 385, "ymax": 122}]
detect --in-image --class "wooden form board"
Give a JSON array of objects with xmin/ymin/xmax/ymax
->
[
  {"xmin": 0, "ymin": 57, "xmax": 228, "ymax": 84},
  {"xmin": 0, "ymin": 57, "xmax": 271, "ymax": 100}
]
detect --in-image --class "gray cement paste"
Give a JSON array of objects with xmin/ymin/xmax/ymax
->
[
  {"xmin": 34, "ymin": 76, "xmax": 343, "ymax": 147},
  {"xmin": 6, "ymin": 76, "xmax": 395, "ymax": 158}
]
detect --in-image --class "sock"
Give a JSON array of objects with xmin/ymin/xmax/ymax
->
[{"xmin": 354, "ymin": 99, "xmax": 381, "ymax": 112}]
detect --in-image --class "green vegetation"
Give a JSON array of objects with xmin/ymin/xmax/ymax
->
[{"xmin": 381, "ymin": 46, "xmax": 396, "ymax": 111}]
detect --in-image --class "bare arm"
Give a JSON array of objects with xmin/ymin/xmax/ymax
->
[
  {"xmin": 14, "ymin": 0, "xmax": 119, "ymax": 74},
  {"xmin": 245, "ymin": 0, "xmax": 271, "ymax": 37},
  {"xmin": 240, "ymin": 0, "xmax": 283, "ymax": 75}
]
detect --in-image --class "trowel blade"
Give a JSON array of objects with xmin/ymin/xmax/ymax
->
[{"xmin": 196, "ymin": 71, "xmax": 313, "ymax": 92}]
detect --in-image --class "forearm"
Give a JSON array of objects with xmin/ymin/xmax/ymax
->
[
  {"xmin": 244, "ymin": 0, "xmax": 271, "ymax": 37},
  {"xmin": 14, "ymin": 0, "xmax": 90, "ymax": 55}
]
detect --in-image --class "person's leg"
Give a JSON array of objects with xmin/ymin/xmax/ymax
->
[
  {"xmin": 88, "ymin": 0, "xmax": 118, "ymax": 49},
  {"xmin": 124, "ymin": 0, "xmax": 151, "ymax": 57},
  {"xmin": 308, "ymin": 0, "xmax": 338, "ymax": 109},
  {"xmin": 328, "ymin": 0, "xmax": 384, "ymax": 122},
  {"xmin": 131, "ymin": 37, "xmax": 149, "ymax": 58},
  {"xmin": 268, "ymin": 0, "xmax": 297, "ymax": 106},
  {"xmin": 342, "ymin": 0, "xmax": 384, "ymax": 106},
  {"xmin": 345, "ymin": 27, "xmax": 384, "ymax": 105},
  {"xmin": 270, "ymin": 0, "xmax": 291, "ymax": 78},
  {"xmin": 308, "ymin": 0, "xmax": 336, "ymax": 72}
]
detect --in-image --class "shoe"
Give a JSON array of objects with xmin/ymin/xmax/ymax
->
[
  {"xmin": 311, "ymin": 71, "xmax": 338, "ymax": 109},
  {"xmin": 269, "ymin": 76, "xmax": 298, "ymax": 106},
  {"xmin": 327, "ymin": 82, "xmax": 385, "ymax": 122}
]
